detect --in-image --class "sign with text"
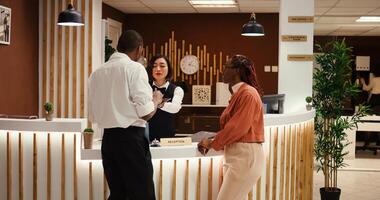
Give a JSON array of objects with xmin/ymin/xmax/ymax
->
[
  {"xmin": 160, "ymin": 137, "xmax": 192, "ymax": 146},
  {"xmin": 288, "ymin": 16, "xmax": 314, "ymax": 23},
  {"xmin": 281, "ymin": 35, "xmax": 307, "ymax": 42},
  {"xmin": 288, "ymin": 55, "xmax": 314, "ymax": 61}
]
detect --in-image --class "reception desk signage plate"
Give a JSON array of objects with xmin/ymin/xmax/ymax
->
[{"xmin": 160, "ymin": 137, "xmax": 192, "ymax": 146}]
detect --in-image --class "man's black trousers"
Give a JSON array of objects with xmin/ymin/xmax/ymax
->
[{"xmin": 102, "ymin": 126, "xmax": 156, "ymax": 200}]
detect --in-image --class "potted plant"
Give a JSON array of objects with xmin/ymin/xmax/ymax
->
[
  {"xmin": 105, "ymin": 36, "xmax": 115, "ymax": 62},
  {"xmin": 305, "ymin": 96, "xmax": 313, "ymax": 111},
  {"xmin": 313, "ymin": 39, "xmax": 369, "ymax": 200},
  {"xmin": 44, "ymin": 102, "xmax": 53, "ymax": 121},
  {"xmin": 83, "ymin": 128, "xmax": 94, "ymax": 149}
]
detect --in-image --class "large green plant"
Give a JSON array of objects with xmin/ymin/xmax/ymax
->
[{"xmin": 313, "ymin": 39, "xmax": 369, "ymax": 191}]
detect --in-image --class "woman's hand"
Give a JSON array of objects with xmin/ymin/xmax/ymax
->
[{"xmin": 197, "ymin": 138, "xmax": 212, "ymax": 156}]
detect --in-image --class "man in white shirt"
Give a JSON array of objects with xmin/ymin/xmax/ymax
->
[{"xmin": 88, "ymin": 30, "xmax": 162, "ymax": 200}]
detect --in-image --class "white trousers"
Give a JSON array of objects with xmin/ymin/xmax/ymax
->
[{"xmin": 217, "ymin": 143, "xmax": 265, "ymax": 200}]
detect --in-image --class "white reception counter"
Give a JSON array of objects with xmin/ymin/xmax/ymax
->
[{"xmin": 0, "ymin": 110, "xmax": 315, "ymax": 200}]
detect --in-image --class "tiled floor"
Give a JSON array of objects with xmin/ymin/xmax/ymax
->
[{"xmin": 313, "ymin": 151, "xmax": 380, "ymax": 200}]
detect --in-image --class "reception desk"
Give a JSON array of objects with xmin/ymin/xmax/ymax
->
[{"xmin": 0, "ymin": 110, "xmax": 314, "ymax": 200}]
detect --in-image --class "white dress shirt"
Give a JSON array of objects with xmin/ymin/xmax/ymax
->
[
  {"xmin": 88, "ymin": 52, "xmax": 154, "ymax": 128},
  {"xmin": 152, "ymin": 81, "xmax": 184, "ymax": 113},
  {"xmin": 363, "ymin": 77, "xmax": 380, "ymax": 94}
]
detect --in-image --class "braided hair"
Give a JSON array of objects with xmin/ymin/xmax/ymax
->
[{"xmin": 230, "ymin": 55, "xmax": 263, "ymax": 96}]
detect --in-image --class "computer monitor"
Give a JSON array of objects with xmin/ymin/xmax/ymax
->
[{"xmin": 262, "ymin": 94, "xmax": 285, "ymax": 114}]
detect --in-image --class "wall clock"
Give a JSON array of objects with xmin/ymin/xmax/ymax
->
[{"xmin": 180, "ymin": 55, "xmax": 199, "ymax": 75}]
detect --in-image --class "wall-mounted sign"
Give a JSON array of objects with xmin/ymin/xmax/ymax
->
[
  {"xmin": 288, "ymin": 55, "xmax": 313, "ymax": 61},
  {"xmin": 288, "ymin": 16, "xmax": 314, "ymax": 23},
  {"xmin": 356, "ymin": 56, "xmax": 370, "ymax": 71},
  {"xmin": 281, "ymin": 35, "xmax": 307, "ymax": 42}
]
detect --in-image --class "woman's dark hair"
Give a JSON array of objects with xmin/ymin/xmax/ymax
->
[
  {"xmin": 230, "ymin": 54, "xmax": 263, "ymax": 96},
  {"xmin": 146, "ymin": 54, "xmax": 173, "ymax": 81}
]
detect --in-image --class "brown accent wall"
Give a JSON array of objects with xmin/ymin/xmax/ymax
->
[
  {"xmin": 0, "ymin": 0, "xmax": 39, "ymax": 116},
  {"xmin": 102, "ymin": 3, "xmax": 127, "ymax": 30},
  {"xmin": 124, "ymin": 13, "xmax": 279, "ymax": 95}
]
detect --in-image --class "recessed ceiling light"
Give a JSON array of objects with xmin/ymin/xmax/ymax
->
[
  {"xmin": 356, "ymin": 16, "xmax": 380, "ymax": 22},
  {"xmin": 189, "ymin": 0, "xmax": 237, "ymax": 7}
]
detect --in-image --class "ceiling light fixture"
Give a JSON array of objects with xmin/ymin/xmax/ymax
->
[
  {"xmin": 58, "ymin": 0, "xmax": 84, "ymax": 26},
  {"xmin": 356, "ymin": 16, "xmax": 380, "ymax": 22},
  {"xmin": 241, "ymin": 13, "xmax": 265, "ymax": 36},
  {"xmin": 189, "ymin": 0, "xmax": 237, "ymax": 7}
]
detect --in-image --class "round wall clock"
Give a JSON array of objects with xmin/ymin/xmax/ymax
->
[{"xmin": 180, "ymin": 55, "xmax": 199, "ymax": 75}]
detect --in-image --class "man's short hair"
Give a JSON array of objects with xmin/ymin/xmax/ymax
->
[{"xmin": 116, "ymin": 30, "xmax": 143, "ymax": 53}]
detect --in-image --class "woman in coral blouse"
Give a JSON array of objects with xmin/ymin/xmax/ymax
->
[{"xmin": 198, "ymin": 54, "xmax": 265, "ymax": 200}]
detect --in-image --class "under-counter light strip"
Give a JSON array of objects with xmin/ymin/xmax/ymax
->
[{"xmin": 356, "ymin": 16, "xmax": 380, "ymax": 22}]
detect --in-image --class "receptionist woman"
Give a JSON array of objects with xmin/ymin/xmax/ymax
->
[{"xmin": 146, "ymin": 54, "xmax": 184, "ymax": 141}]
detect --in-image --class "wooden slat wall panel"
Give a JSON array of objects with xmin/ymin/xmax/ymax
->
[
  {"xmin": 40, "ymin": 0, "xmax": 91, "ymax": 119},
  {"xmin": 49, "ymin": 0, "xmax": 55, "ymax": 110},
  {"xmin": 80, "ymin": 0, "xmax": 86, "ymax": 118},
  {"xmin": 57, "ymin": 0, "xmax": 63, "ymax": 117},
  {"xmin": 42, "ymin": 0, "xmax": 48, "ymax": 114}
]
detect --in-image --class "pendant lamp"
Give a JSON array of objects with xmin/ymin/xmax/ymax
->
[
  {"xmin": 241, "ymin": 13, "xmax": 264, "ymax": 36},
  {"xmin": 58, "ymin": 1, "xmax": 84, "ymax": 26}
]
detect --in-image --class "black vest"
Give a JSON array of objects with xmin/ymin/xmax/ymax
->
[{"xmin": 148, "ymin": 82, "xmax": 177, "ymax": 141}]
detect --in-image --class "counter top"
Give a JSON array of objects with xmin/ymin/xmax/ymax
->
[
  {"xmin": 81, "ymin": 141, "xmax": 222, "ymax": 160},
  {"xmin": 264, "ymin": 109, "xmax": 315, "ymax": 126},
  {"xmin": 0, "ymin": 118, "xmax": 87, "ymax": 132}
]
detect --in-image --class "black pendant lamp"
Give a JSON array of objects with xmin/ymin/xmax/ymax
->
[
  {"xmin": 58, "ymin": 1, "xmax": 84, "ymax": 26},
  {"xmin": 241, "ymin": 13, "xmax": 264, "ymax": 36}
]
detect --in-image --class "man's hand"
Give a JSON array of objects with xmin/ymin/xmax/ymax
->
[
  {"xmin": 153, "ymin": 90, "xmax": 164, "ymax": 106},
  {"xmin": 141, "ymin": 90, "xmax": 163, "ymax": 121}
]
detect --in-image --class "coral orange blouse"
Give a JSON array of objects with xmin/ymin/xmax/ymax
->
[{"xmin": 211, "ymin": 83, "xmax": 265, "ymax": 151}]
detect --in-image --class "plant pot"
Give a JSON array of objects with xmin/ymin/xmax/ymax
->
[
  {"xmin": 306, "ymin": 104, "xmax": 312, "ymax": 111},
  {"xmin": 320, "ymin": 187, "xmax": 341, "ymax": 200},
  {"xmin": 45, "ymin": 111, "xmax": 53, "ymax": 121},
  {"xmin": 83, "ymin": 133, "xmax": 93, "ymax": 149}
]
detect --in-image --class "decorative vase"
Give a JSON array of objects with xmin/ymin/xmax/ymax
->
[
  {"xmin": 306, "ymin": 104, "xmax": 312, "ymax": 111},
  {"xmin": 45, "ymin": 111, "xmax": 53, "ymax": 121},
  {"xmin": 83, "ymin": 133, "xmax": 93, "ymax": 149},
  {"xmin": 320, "ymin": 187, "xmax": 341, "ymax": 200}
]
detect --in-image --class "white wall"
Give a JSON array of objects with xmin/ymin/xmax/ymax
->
[{"xmin": 278, "ymin": 0, "xmax": 314, "ymax": 113}]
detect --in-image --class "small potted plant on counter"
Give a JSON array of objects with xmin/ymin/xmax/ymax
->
[
  {"xmin": 83, "ymin": 128, "xmax": 94, "ymax": 149},
  {"xmin": 305, "ymin": 96, "xmax": 313, "ymax": 111},
  {"xmin": 44, "ymin": 102, "xmax": 53, "ymax": 121}
]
